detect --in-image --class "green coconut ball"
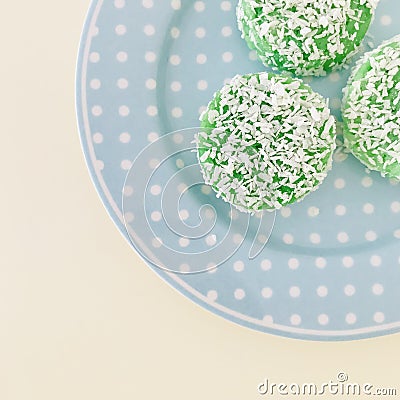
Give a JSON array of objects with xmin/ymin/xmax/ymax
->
[
  {"xmin": 237, "ymin": 0, "xmax": 378, "ymax": 76},
  {"xmin": 342, "ymin": 35, "xmax": 400, "ymax": 180},
  {"xmin": 196, "ymin": 73, "xmax": 336, "ymax": 213}
]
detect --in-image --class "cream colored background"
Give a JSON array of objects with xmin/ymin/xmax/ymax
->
[{"xmin": 1, "ymin": 1, "xmax": 399, "ymax": 399}]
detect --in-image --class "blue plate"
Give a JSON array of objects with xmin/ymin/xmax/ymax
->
[{"xmin": 76, "ymin": 0, "xmax": 400, "ymax": 340}]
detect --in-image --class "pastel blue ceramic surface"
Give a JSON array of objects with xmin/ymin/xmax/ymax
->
[{"xmin": 76, "ymin": 0, "xmax": 400, "ymax": 340}]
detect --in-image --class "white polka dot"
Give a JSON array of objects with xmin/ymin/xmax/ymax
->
[
  {"xmin": 344, "ymin": 284, "xmax": 356, "ymax": 296},
  {"xmin": 91, "ymin": 105, "xmax": 103, "ymax": 116},
  {"xmin": 283, "ymin": 234, "xmax": 294, "ymax": 245},
  {"xmin": 114, "ymin": 0, "xmax": 125, "ymax": 8},
  {"xmin": 116, "ymin": 51, "xmax": 128, "ymax": 62},
  {"xmin": 233, "ymin": 260, "xmax": 245, "ymax": 272},
  {"xmin": 143, "ymin": 24, "xmax": 155, "ymax": 36},
  {"xmin": 310, "ymin": 233, "xmax": 321, "ymax": 244},
  {"xmin": 261, "ymin": 259, "xmax": 272, "ymax": 271},
  {"xmin": 329, "ymin": 72, "xmax": 341, "ymax": 82},
  {"xmin": 233, "ymin": 234, "xmax": 243, "ymax": 245},
  {"xmin": 149, "ymin": 158, "xmax": 160, "ymax": 169},
  {"xmin": 334, "ymin": 150, "xmax": 348, "ymax": 163},
  {"xmin": 374, "ymin": 312, "xmax": 385, "ymax": 323},
  {"xmin": 179, "ymin": 264, "xmax": 190, "ymax": 273},
  {"xmin": 289, "ymin": 286, "xmax": 301, "ymax": 298},
  {"xmin": 169, "ymin": 55, "xmax": 181, "ymax": 65},
  {"xmin": 334, "ymin": 178, "xmax": 346, "ymax": 189},
  {"xmin": 202, "ymin": 185, "xmax": 212, "ymax": 195},
  {"xmin": 170, "ymin": 27, "xmax": 180, "ymax": 39},
  {"xmin": 196, "ymin": 54, "xmax": 207, "ymax": 64},
  {"xmin": 390, "ymin": 178, "xmax": 400, "ymax": 186},
  {"xmin": 221, "ymin": 26, "xmax": 232, "ymax": 37},
  {"xmin": 303, "ymin": 76, "xmax": 313, "ymax": 84},
  {"xmin": 317, "ymin": 286, "xmax": 328, "ymax": 297},
  {"xmin": 170, "ymin": 81, "xmax": 182, "ymax": 92},
  {"xmin": 234, "ymin": 289, "xmax": 245, "ymax": 300},
  {"xmin": 119, "ymin": 105, "xmax": 130, "ymax": 117},
  {"xmin": 152, "ymin": 237, "xmax": 163, "ymax": 248},
  {"xmin": 221, "ymin": 1, "xmax": 231, "ymax": 11},
  {"xmin": 380, "ymin": 15, "xmax": 392, "ymax": 26},
  {"xmin": 335, "ymin": 205, "xmax": 346, "ymax": 216},
  {"xmin": 144, "ymin": 51, "xmax": 156, "ymax": 63},
  {"xmin": 90, "ymin": 79, "xmax": 101, "ymax": 90},
  {"xmin": 395, "ymin": 229, "xmax": 400, "ymax": 239},
  {"xmin": 257, "ymin": 234, "xmax": 268, "ymax": 243},
  {"xmin": 197, "ymin": 80, "xmax": 208, "ymax": 90},
  {"xmin": 147, "ymin": 132, "xmax": 159, "ymax": 142},
  {"xmin": 90, "ymin": 25, "xmax": 99, "ymax": 37},
  {"xmin": 363, "ymin": 203, "xmax": 374, "ymax": 214},
  {"xmin": 315, "ymin": 257, "xmax": 327, "ymax": 269},
  {"xmin": 95, "ymin": 160, "xmax": 104, "ymax": 171},
  {"xmin": 123, "ymin": 186, "xmax": 134, "ymax": 197},
  {"xmin": 177, "ymin": 183, "xmax": 187, "ymax": 193},
  {"xmin": 222, "ymin": 51, "xmax": 233, "ymax": 62},
  {"xmin": 124, "ymin": 212, "xmax": 134, "ymax": 223},
  {"xmin": 93, "ymin": 132, "xmax": 103, "ymax": 144},
  {"xmin": 207, "ymin": 290, "xmax": 218, "ymax": 301},
  {"xmin": 179, "ymin": 237, "xmax": 190, "ymax": 248},
  {"xmin": 195, "ymin": 27, "xmax": 206, "ymax": 38},
  {"xmin": 331, "ymin": 98, "xmax": 342, "ymax": 110},
  {"xmin": 365, "ymin": 230, "xmax": 377, "ymax": 242},
  {"xmin": 150, "ymin": 185, "xmax": 162, "ymax": 196},
  {"xmin": 145, "ymin": 78, "xmax": 156, "ymax": 90},
  {"xmin": 179, "ymin": 209, "xmax": 189, "ymax": 220},
  {"xmin": 115, "ymin": 24, "xmax": 127, "ymax": 35},
  {"xmin": 146, "ymin": 105, "xmax": 158, "ymax": 117},
  {"xmin": 263, "ymin": 315, "xmax": 274, "ymax": 324},
  {"xmin": 120, "ymin": 160, "xmax": 132, "ymax": 171},
  {"xmin": 142, "ymin": 0, "xmax": 153, "ymax": 8},
  {"xmin": 207, "ymin": 263, "xmax": 217, "ymax": 273},
  {"xmin": 346, "ymin": 313, "xmax": 357, "ymax": 325},
  {"xmin": 199, "ymin": 105, "xmax": 207, "ymax": 114},
  {"xmin": 89, "ymin": 52, "xmax": 100, "ymax": 63},
  {"xmin": 205, "ymin": 209, "xmax": 215, "ymax": 220},
  {"xmin": 171, "ymin": 0, "xmax": 181, "ymax": 10},
  {"xmin": 117, "ymin": 78, "xmax": 129, "ymax": 89},
  {"xmin": 337, "ymin": 232, "xmax": 349, "ymax": 243},
  {"xmin": 173, "ymin": 133, "xmax": 184, "ymax": 144},
  {"xmin": 249, "ymin": 50, "xmax": 258, "ymax": 61},
  {"xmin": 372, "ymin": 283, "xmax": 384, "ymax": 296},
  {"xmin": 194, "ymin": 1, "xmax": 205, "ymax": 11},
  {"xmin": 205, "ymin": 234, "xmax": 217, "ymax": 246},
  {"xmin": 290, "ymin": 314, "xmax": 301, "ymax": 326},
  {"xmin": 150, "ymin": 211, "xmax": 162, "ymax": 222},
  {"xmin": 361, "ymin": 176, "xmax": 373, "ymax": 188},
  {"xmin": 261, "ymin": 287, "xmax": 273, "ymax": 299},
  {"xmin": 342, "ymin": 256, "xmax": 354, "ymax": 268},
  {"xmin": 318, "ymin": 314, "xmax": 329, "ymax": 326},
  {"xmin": 391, "ymin": 201, "xmax": 400, "ymax": 213},
  {"xmin": 370, "ymin": 255, "xmax": 382, "ymax": 267},
  {"xmin": 171, "ymin": 107, "xmax": 183, "ymax": 118},
  {"xmin": 288, "ymin": 258, "xmax": 299, "ymax": 270},
  {"xmin": 280, "ymin": 207, "xmax": 291, "ymax": 218},
  {"xmin": 307, "ymin": 206, "xmax": 320, "ymax": 217}
]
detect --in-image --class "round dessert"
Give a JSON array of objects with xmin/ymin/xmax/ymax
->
[
  {"xmin": 196, "ymin": 73, "xmax": 336, "ymax": 213},
  {"xmin": 237, "ymin": 0, "xmax": 378, "ymax": 76},
  {"xmin": 342, "ymin": 35, "xmax": 400, "ymax": 180}
]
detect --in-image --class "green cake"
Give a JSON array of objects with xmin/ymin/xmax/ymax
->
[
  {"xmin": 196, "ymin": 73, "xmax": 336, "ymax": 213},
  {"xmin": 342, "ymin": 35, "xmax": 400, "ymax": 180},
  {"xmin": 237, "ymin": 0, "xmax": 378, "ymax": 76}
]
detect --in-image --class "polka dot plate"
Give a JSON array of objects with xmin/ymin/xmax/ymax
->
[{"xmin": 76, "ymin": 0, "xmax": 400, "ymax": 340}]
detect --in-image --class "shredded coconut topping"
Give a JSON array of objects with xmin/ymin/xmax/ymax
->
[
  {"xmin": 196, "ymin": 73, "xmax": 336, "ymax": 213},
  {"xmin": 237, "ymin": 0, "xmax": 378, "ymax": 76},
  {"xmin": 342, "ymin": 34, "xmax": 400, "ymax": 179}
]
